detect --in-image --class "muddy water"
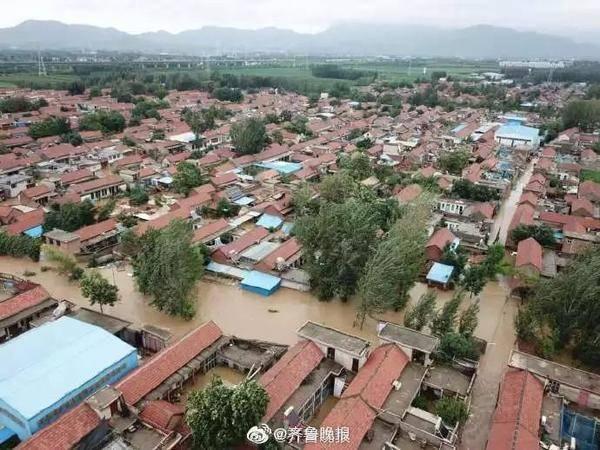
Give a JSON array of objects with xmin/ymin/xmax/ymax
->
[
  {"xmin": 488, "ymin": 160, "xmax": 535, "ymax": 245},
  {"xmin": 0, "ymin": 256, "xmax": 510, "ymax": 346}
]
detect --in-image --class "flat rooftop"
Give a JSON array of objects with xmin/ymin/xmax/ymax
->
[
  {"xmin": 0, "ymin": 316, "xmax": 136, "ymax": 420},
  {"xmin": 378, "ymin": 322, "xmax": 439, "ymax": 354},
  {"xmin": 297, "ymin": 321, "xmax": 370, "ymax": 357},
  {"xmin": 423, "ymin": 365, "xmax": 472, "ymax": 397},
  {"xmin": 382, "ymin": 363, "xmax": 427, "ymax": 424},
  {"xmin": 510, "ymin": 350, "xmax": 600, "ymax": 395},
  {"xmin": 69, "ymin": 308, "xmax": 131, "ymax": 335}
]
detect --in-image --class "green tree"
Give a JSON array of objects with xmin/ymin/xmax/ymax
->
[
  {"xmin": 435, "ymin": 397, "xmax": 469, "ymax": 425},
  {"xmin": 96, "ymin": 199, "xmax": 117, "ymax": 222},
  {"xmin": 0, "ymin": 232, "xmax": 41, "ymax": 261},
  {"xmin": 458, "ymin": 300, "xmax": 480, "ymax": 336},
  {"xmin": 133, "ymin": 220, "xmax": 203, "ymax": 318},
  {"xmin": 438, "ymin": 149, "xmax": 471, "ymax": 175},
  {"xmin": 319, "ymin": 172, "xmax": 357, "ymax": 203},
  {"xmin": 340, "ymin": 153, "xmax": 373, "ymax": 181},
  {"xmin": 43, "ymin": 245, "xmax": 84, "ymax": 280},
  {"xmin": 29, "ymin": 117, "xmax": 70, "ymax": 138},
  {"xmin": 511, "ymin": 225, "xmax": 556, "ymax": 247},
  {"xmin": 173, "ymin": 162, "xmax": 205, "ymax": 196},
  {"xmin": 230, "ymin": 118, "xmax": 268, "ymax": 155},
  {"xmin": 80, "ymin": 270, "xmax": 119, "ymax": 313},
  {"xmin": 431, "ymin": 292, "xmax": 463, "ymax": 337},
  {"xmin": 215, "ymin": 198, "xmax": 240, "ymax": 218},
  {"xmin": 403, "ymin": 291, "xmax": 437, "ymax": 331},
  {"xmin": 562, "ymin": 100, "xmax": 600, "ymax": 132},
  {"xmin": 518, "ymin": 250, "xmax": 600, "ymax": 365},
  {"xmin": 80, "ymin": 110, "xmax": 126, "ymax": 133},
  {"xmin": 461, "ymin": 265, "xmax": 487, "ymax": 297},
  {"xmin": 43, "ymin": 201, "xmax": 95, "ymax": 232},
  {"xmin": 295, "ymin": 199, "xmax": 378, "ymax": 301},
  {"xmin": 187, "ymin": 377, "xmax": 268, "ymax": 450},
  {"xmin": 129, "ymin": 185, "xmax": 149, "ymax": 206},
  {"xmin": 438, "ymin": 332, "xmax": 478, "ymax": 362},
  {"xmin": 68, "ymin": 80, "xmax": 86, "ymax": 95},
  {"xmin": 357, "ymin": 200, "xmax": 430, "ymax": 327},
  {"xmin": 440, "ymin": 243, "xmax": 468, "ymax": 279}
]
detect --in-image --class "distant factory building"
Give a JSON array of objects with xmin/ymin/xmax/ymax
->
[{"xmin": 0, "ymin": 317, "xmax": 137, "ymax": 443}]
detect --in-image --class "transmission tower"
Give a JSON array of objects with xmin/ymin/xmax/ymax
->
[{"xmin": 38, "ymin": 50, "xmax": 47, "ymax": 77}]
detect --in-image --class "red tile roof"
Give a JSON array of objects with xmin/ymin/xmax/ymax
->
[
  {"xmin": 342, "ymin": 344, "xmax": 408, "ymax": 409},
  {"xmin": 17, "ymin": 403, "xmax": 101, "ymax": 450},
  {"xmin": 139, "ymin": 400, "xmax": 185, "ymax": 432},
  {"xmin": 579, "ymin": 180, "xmax": 600, "ymax": 202},
  {"xmin": 59, "ymin": 169, "xmax": 94, "ymax": 185},
  {"xmin": 214, "ymin": 227, "xmax": 269, "ymax": 260},
  {"xmin": 509, "ymin": 204, "xmax": 535, "ymax": 234},
  {"xmin": 571, "ymin": 197, "xmax": 594, "ymax": 217},
  {"xmin": 255, "ymin": 238, "xmax": 302, "ymax": 271},
  {"xmin": 0, "ymin": 285, "xmax": 51, "ymax": 321},
  {"xmin": 70, "ymin": 175, "xmax": 124, "ymax": 195},
  {"xmin": 515, "ymin": 238, "xmax": 543, "ymax": 272},
  {"xmin": 134, "ymin": 208, "xmax": 191, "ymax": 235},
  {"xmin": 5, "ymin": 209, "xmax": 44, "ymax": 236},
  {"xmin": 426, "ymin": 228, "xmax": 457, "ymax": 251},
  {"xmin": 117, "ymin": 321, "xmax": 223, "ymax": 405},
  {"xmin": 395, "ymin": 184, "xmax": 423, "ymax": 203},
  {"xmin": 21, "ymin": 184, "xmax": 53, "ymax": 200},
  {"xmin": 75, "ymin": 218, "xmax": 117, "ymax": 242},
  {"xmin": 260, "ymin": 340, "xmax": 324, "ymax": 422},
  {"xmin": 192, "ymin": 218, "xmax": 230, "ymax": 244},
  {"xmin": 304, "ymin": 397, "xmax": 376, "ymax": 450},
  {"xmin": 210, "ymin": 171, "xmax": 238, "ymax": 187},
  {"xmin": 170, "ymin": 191, "xmax": 212, "ymax": 211},
  {"xmin": 486, "ymin": 369, "xmax": 543, "ymax": 450}
]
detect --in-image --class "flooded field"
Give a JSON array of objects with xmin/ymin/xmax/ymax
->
[{"xmin": 0, "ymin": 256, "xmax": 509, "ymax": 346}]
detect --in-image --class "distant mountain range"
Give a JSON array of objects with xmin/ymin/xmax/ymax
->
[{"xmin": 0, "ymin": 20, "xmax": 599, "ymax": 59}]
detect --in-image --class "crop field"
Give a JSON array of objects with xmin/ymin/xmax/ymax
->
[{"xmin": 0, "ymin": 73, "xmax": 78, "ymax": 89}]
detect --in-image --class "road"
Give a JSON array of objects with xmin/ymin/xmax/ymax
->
[
  {"xmin": 460, "ymin": 294, "xmax": 518, "ymax": 450},
  {"xmin": 488, "ymin": 160, "xmax": 535, "ymax": 245}
]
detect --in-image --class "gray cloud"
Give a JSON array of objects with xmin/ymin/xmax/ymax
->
[{"xmin": 1, "ymin": 0, "xmax": 598, "ymax": 35}]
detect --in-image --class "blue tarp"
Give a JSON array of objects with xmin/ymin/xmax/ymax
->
[
  {"xmin": 23, "ymin": 225, "xmax": 43, "ymax": 238},
  {"xmin": 561, "ymin": 407, "xmax": 600, "ymax": 450},
  {"xmin": 257, "ymin": 214, "xmax": 283, "ymax": 230},
  {"xmin": 241, "ymin": 271, "xmax": 281, "ymax": 296},
  {"xmin": 256, "ymin": 161, "xmax": 302, "ymax": 174},
  {"xmin": 426, "ymin": 263, "xmax": 455, "ymax": 284}
]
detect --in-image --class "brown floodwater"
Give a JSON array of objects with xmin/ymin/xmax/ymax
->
[
  {"xmin": 488, "ymin": 159, "xmax": 535, "ymax": 245},
  {"xmin": 0, "ymin": 256, "xmax": 509, "ymax": 346}
]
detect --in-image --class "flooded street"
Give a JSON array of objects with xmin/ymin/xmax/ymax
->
[
  {"xmin": 0, "ymin": 256, "xmax": 508, "ymax": 346},
  {"xmin": 488, "ymin": 159, "xmax": 535, "ymax": 245}
]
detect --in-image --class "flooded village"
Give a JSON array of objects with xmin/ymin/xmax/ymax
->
[{"xmin": 1, "ymin": 60, "xmax": 600, "ymax": 450}]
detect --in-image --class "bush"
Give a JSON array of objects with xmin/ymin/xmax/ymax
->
[
  {"xmin": 438, "ymin": 332, "xmax": 478, "ymax": 361},
  {"xmin": 0, "ymin": 232, "xmax": 41, "ymax": 261},
  {"xmin": 435, "ymin": 397, "xmax": 468, "ymax": 425},
  {"xmin": 29, "ymin": 117, "xmax": 70, "ymax": 139}
]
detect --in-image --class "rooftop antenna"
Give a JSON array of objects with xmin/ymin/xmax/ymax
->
[{"xmin": 37, "ymin": 48, "xmax": 47, "ymax": 77}]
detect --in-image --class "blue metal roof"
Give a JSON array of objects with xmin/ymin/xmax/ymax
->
[
  {"xmin": 496, "ymin": 124, "xmax": 540, "ymax": 142},
  {"xmin": 241, "ymin": 271, "xmax": 281, "ymax": 291},
  {"xmin": 256, "ymin": 161, "xmax": 302, "ymax": 174},
  {"xmin": 0, "ymin": 317, "xmax": 136, "ymax": 420},
  {"xmin": 426, "ymin": 263, "xmax": 455, "ymax": 284},
  {"xmin": 256, "ymin": 214, "xmax": 283, "ymax": 230}
]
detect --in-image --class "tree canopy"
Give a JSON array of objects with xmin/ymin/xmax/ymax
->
[
  {"xmin": 230, "ymin": 117, "xmax": 268, "ymax": 155},
  {"xmin": 43, "ymin": 200, "xmax": 96, "ymax": 232},
  {"xmin": 132, "ymin": 220, "xmax": 204, "ymax": 318},
  {"xmin": 79, "ymin": 110, "xmax": 126, "ymax": 133},
  {"xmin": 173, "ymin": 162, "xmax": 206, "ymax": 196},
  {"xmin": 80, "ymin": 270, "xmax": 119, "ymax": 313},
  {"xmin": 187, "ymin": 377, "xmax": 268, "ymax": 450}
]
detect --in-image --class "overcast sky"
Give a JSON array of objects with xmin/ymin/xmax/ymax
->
[{"xmin": 2, "ymin": 0, "xmax": 599, "ymax": 37}]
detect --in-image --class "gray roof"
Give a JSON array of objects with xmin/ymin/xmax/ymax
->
[
  {"xmin": 297, "ymin": 321, "xmax": 370, "ymax": 357},
  {"xmin": 69, "ymin": 307, "xmax": 131, "ymax": 335},
  {"xmin": 510, "ymin": 350, "xmax": 600, "ymax": 395},
  {"xmin": 43, "ymin": 228, "xmax": 79, "ymax": 243},
  {"xmin": 378, "ymin": 322, "xmax": 439, "ymax": 354}
]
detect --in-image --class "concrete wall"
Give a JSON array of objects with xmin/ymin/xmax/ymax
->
[{"xmin": 310, "ymin": 341, "xmax": 367, "ymax": 372}]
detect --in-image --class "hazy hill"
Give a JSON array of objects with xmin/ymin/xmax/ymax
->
[{"xmin": 0, "ymin": 20, "xmax": 598, "ymax": 58}]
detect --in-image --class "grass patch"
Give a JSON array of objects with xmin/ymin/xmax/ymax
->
[{"xmin": 581, "ymin": 169, "xmax": 600, "ymax": 183}]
